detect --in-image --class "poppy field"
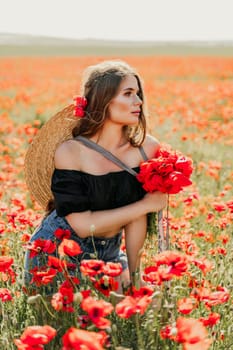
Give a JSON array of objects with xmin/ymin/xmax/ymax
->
[{"xmin": 0, "ymin": 55, "xmax": 233, "ymax": 349}]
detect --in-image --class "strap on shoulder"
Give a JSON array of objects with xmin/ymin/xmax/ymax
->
[
  {"xmin": 75, "ymin": 136, "xmax": 138, "ymax": 176},
  {"xmin": 139, "ymin": 146, "xmax": 148, "ymax": 161}
]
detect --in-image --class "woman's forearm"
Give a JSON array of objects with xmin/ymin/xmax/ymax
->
[
  {"xmin": 66, "ymin": 191, "xmax": 167, "ymax": 238},
  {"xmin": 66, "ymin": 199, "xmax": 148, "ymax": 238},
  {"xmin": 124, "ymin": 215, "xmax": 147, "ymax": 275}
]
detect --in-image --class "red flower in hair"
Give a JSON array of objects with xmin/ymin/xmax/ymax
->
[{"xmin": 73, "ymin": 96, "xmax": 87, "ymax": 117}]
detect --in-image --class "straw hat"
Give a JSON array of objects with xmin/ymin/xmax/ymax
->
[{"xmin": 24, "ymin": 104, "xmax": 78, "ymax": 209}]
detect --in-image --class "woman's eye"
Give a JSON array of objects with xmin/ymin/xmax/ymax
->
[{"xmin": 125, "ymin": 92, "xmax": 131, "ymax": 96}]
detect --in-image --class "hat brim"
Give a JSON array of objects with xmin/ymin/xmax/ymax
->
[{"xmin": 24, "ymin": 104, "xmax": 77, "ymax": 209}]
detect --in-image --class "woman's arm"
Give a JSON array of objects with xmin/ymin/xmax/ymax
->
[
  {"xmin": 66, "ymin": 191, "xmax": 167, "ymax": 238},
  {"xmin": 124, "ymin": 215, "xmax": 147, "ymax": 277}
]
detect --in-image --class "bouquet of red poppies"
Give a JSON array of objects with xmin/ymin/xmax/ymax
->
[
  {"xmin": 137, "ymin": 145, "xmax": 193, "ymax": 194},
  {"xmin": 136, "ymin": 145, "xmax": 193, "ymax": 246}
]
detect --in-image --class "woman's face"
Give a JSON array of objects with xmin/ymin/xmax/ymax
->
[{"xmin": 107, "ymin": 75, "xmax": 142, "ymax": 125}]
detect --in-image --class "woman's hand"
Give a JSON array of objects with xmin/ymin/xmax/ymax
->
[{"xmin": 143, "ymin": 191, "xmax": 168, "ymax": 213}]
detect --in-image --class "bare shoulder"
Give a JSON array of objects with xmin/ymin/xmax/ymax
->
[
  {"xmin": 142, "ymin": 134, "xmax": 160, "ymax": 159},
  {"xmin": 54, "ymin": 139, "xmax": 81, "ymax": 170}
]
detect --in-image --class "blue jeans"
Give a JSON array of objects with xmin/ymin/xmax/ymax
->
[{"xmin": 24, "ymin": 210, "xmax": 128, "ymax": 284}]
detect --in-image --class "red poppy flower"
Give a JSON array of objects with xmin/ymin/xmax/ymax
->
[
  {"xmin": 213, "ymin": 202, "xmax": 226, "ymax": 212},
  {"xmin": 0, "ymin": 288, "xmax": 13, "ymax": 302},
  {"xmin": 144, "ymin": 251, "xmax": 190, "ymax": 285},
  {"xmin": 131, "ymin": 285, "xmax": 154, "ymax": 297},
  {"xmin": 51, "ymin": 292, "xmax": 64, "ymax": 311},
  {"xmin": 226, "ymin": 200, "xmax": 233, "ymax": 213},
  {"xmin": 51, "ymin": 280, "xmax": 75, "ymax": 312},
  {"xmin": 143, "ymin": 173, "xmax": 164, "ymax": 193},
  {"xmin": 155, "ymin": 147, "xmax": 179, "ymax": 163},
  {"xmin": 177, "ymin": 298, "xmax": 198, "ymax": 314},
  {"xmin": 208, "ymin": 247, "xmax": 227, "ymax": 256},
  {"xmin": 160, "ymin": 324, "xmax": 176, "ymax": 340},
  {"xmin": 191, "ymin": 257, "xmax": 214, "ymax": 275},
  {"xmin": 175, "ymin": 156, "xmax": 193, "ymax": 177},
  {"xmin": 202, "ymin": 288, "xmax": 230, "ymax": 307},
  {"xmin": 80, "ymin": 259, "xmax": 105, "ymax": 277},
  {"xmin": 0, "ymin": 256, "xmax": 16, "ymax": 283},
  {"xmin": 51, "ymin": 289, "xmax": 74, "ymax": 312},
  {"xmin": 218, "ymin": 233, "xmax": 229, "ymax": 244},
  {"xmin": 58, "ymin": 238, "xmax": 82, "ymax": 257},
  {"xmin": 155, "ymin": 159, "xmax": 174, "ymax": 176},
  {"xmin": 21, "ymin": 233, "xmax": 31, "ymax": 242},
  {"xmin": 183, "ymin": 192, "xmax": 199, "ymax": 205},
  {"xmin": 93, "ymin": 275, "xmax": 118, "ymax": 296},
  {"xmin": 81, "ymin": 296, "xmax": 114, "ymax": 329},
  {"xmin": 101, "ymin": 262, "xmax": 123, "ymax": 277},
  {"xmin": 77, "ymin": 314, "xmax": 90, "ymax": 329},
  {"xmin": 164, "ymin": 171, "xmax": 192, "ymax": 194},
  {"xmin": 54, "ymin": 228, "xmax": 71, "ymax": 240},
  {"xmin": 47, "ymin": 255, "xmax": 76, "ymax": 272},
  {"xmin": 0, "ymin": 256, "xmax": 14, "ymax": 271},
  {"xmin": 136, "ymin": 161, "xmax": 153, "ymax": 183},
  {"xmin": 25, "ymin": 239, "xmax": 56, "ymax": 258},
  {"xmin": 41, "ymin": 239, "xmax": 57, "ymax": 254},
  {"xmin": 115, "ymin": 295, "xmax": 152, "ymax": 319},
  {"xmin": 29, "ymin": 266, "xmax": 58, "ymax": 286},
  {"xmin": 155, "ymin": 250, "xmax": 189, "ymax": 277},
  {"xmin": 143, "ymin": 266, "xmax": 163, "ymax": 285},
  {"xmin": 80, "ymin": 289, "xmax": 91, "ymax": 299},
  {"xmin": 176, "ymin": 317, "xmax": 211, "ymax": 350},
  {"xmin": 62, "ymin": 327, "xmax": 106, "ymax": 350},
  {"xmin": 14, "ymin": 325, "xmax": 56, "ymax": 349},
  {"xmin": 199, "ymin": 312, "xmax": 220, "ymax": 327}
]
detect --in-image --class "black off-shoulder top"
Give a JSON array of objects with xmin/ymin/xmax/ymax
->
[{"xmin": 51, "ymin": 167, "xmax": 147, "ymax": 217}]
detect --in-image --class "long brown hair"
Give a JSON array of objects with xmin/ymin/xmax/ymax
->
[{"xmin": 72, "ymin": 60, "xmax": 147, "ymax": 146}]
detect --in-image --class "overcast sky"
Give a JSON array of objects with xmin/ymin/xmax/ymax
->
[{"xmin": 1, "ymin": 0, "xmax": 233, "ymax": 41}]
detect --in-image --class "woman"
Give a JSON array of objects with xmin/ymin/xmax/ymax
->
[{"xmin": 24, "ymin": 60, "xmax": 167, "ymax": 290}]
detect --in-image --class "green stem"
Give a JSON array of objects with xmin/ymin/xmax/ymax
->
[
  {"xmin": 90, "ymin": 224, "xmax": 98, "ymax": 259},
  {"xmin": 39, "ymin": 295, "xmax": 56, "ymax": 319},
  {"xmin": 135, "ymin": 313, "xmax": 145, "ymax": 350},
  {"xmin": 111, "ymin": 323, "xmax": 119, "ymax": 349},
  {"xmin": 166, "ymin": 194, "xmax": 170, "ymax": 250}
]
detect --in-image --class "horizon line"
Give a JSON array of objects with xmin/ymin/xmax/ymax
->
[{"xmin": 1, "ymin": 32, "xmax": 233, "ymax": 44}]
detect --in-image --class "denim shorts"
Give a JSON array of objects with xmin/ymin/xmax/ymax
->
[{"xmin": 24, "ymin": 210, "xmax": 128, "ymax": 281}]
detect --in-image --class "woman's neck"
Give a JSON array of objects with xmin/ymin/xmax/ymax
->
[{"xmin": 92, "ymin": 123, "xmax": 128, "ymax": 152}]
